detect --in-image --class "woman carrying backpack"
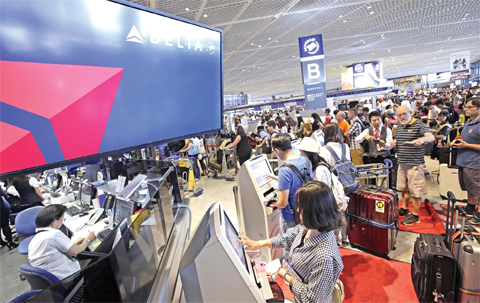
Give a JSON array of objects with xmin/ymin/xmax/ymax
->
[
  {"xmin": 298, "ymin": 137, "xmax": 349, "ymax": 246},
  {"xmin": 320, "ymin": 124, "xmax": 351, "ymax": 166}
]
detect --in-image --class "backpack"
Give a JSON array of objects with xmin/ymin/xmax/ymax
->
[
  {"xmin": 448, "ymin": 109, "xmax": 459, "ymax": 124},
  {"xmin": 282, "ymin": 162, "xmax": 313, "ymax": 215},
  {"xmin": 318, "ymin": 163, "xmax": 349, "ymax": 211},
  {"xmin": 324, "ymin": 144, "xmax": 360, "ymax": 194}
]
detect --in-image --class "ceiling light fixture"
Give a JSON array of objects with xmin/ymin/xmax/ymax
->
[
  {"xmin": 339, "ymin": 15, "xmax": 343, "ymax": 18},
  {"xmin": 185, "ymin": 8, "xmax": 190, "ymax": 11},
  {"xmin": 367, "ymin": 5, "xmax": 372, "ymax": 9},
  {"xmin": 370, "ymin": 11, "xmax": 374, "ymax": 14},
  {"xmin": 275, "ymin": 40, "xmax": 278, "ymax": 43},
  {"xmin": 258, "ymin": 45, "xmax": 261, "ymax": 47},
  {"xmin": 203, "ymin": 14, "xmax": 207, "ymax": 17},
  {"xmin": 343, "ymin": 20, "xmax": 347, "ymax": 23},
  {"xmin": 268, "ymin": 38, "xmax": 271, "ymax": 40}
]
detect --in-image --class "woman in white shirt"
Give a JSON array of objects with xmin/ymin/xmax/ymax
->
[
  {"xmin": 28, "ymin": 205, "xmax": 96, "ymax": 280},
  {"xmin": 319, "ymin": 124, "xmax": 351, "ymax": 167}
]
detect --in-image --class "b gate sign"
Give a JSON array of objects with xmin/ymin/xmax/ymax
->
[{"xmin": 298, "ymin": 35, "xmax": 326, "ymax": 109}]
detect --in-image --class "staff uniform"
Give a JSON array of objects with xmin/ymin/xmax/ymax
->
[
  {"xmin": 28, "ymin": 227, "xmax": 80, "ymax": 280},
  {"xmin": 270, "ymin": 225, "xmax": 344, "ymax": 303}
]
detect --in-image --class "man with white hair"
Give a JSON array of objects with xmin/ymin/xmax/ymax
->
[{"xmin": 391, "ymin": 105, "xmax": 435, "ymax": 225}]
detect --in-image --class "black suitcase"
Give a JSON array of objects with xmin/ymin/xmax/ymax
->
[{"xmin": 411, "ymin": 234, "xmax": 456, "ymax": 303}]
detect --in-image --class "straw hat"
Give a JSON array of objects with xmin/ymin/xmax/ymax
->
[{"xmin": 298, "ymin": 137, "xmax": 320, "ymax": 153}]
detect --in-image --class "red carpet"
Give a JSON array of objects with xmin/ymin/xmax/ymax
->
[
  {"xmin": 274, "ymin": 249, "xmax": 419, "ymax": 303},
  {"xmin": 398, "ymin": 199, "xmax": 445, "ymax": 234},
  {"xmin": 340, "ymin": 248, "xmax": 418, "ymax": 303}
]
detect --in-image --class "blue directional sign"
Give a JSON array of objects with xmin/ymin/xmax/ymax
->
[{"xmin": 304, "ymin": 83, "xmax": 326, "ymax": 109}]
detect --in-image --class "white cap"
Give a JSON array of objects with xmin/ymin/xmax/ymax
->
[{"xmin": 298, "ymin": 137, "xmax": 320, "ymax": 153}]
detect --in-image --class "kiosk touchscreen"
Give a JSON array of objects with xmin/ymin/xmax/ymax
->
[
  {"xmin": 237, "ymin": 154, "xmax": 283, "ymax": 263},
  {"xmin": 179, "ymin": 202, "xmax": 265, "ymax": 302},
  {"xmin": 312, "ymin": 129, "xmax": 325, "ymax": 146},
  {"xmin": 291, "ymin": 139, "xmax": 301, "ymax": 155}
]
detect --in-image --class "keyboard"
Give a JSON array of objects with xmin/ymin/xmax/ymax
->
[
  {"xmin": 66, "ymin": 204, "xmax": 89, "ymax": 217},
  {"xmin": 97, "ymin": 227, "xmax": 113, "ymax": 241},
  {"xmin": 50, "ymin": 192, "xmax": 61, "ymax": 198}
]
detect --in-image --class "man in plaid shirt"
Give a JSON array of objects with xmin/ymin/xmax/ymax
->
[{"xmin": 344, "ymin": 108, "xmax": 365, "ymax": 166}]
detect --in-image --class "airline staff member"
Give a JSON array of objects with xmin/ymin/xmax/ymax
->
[
  {"xmin": 28, "ymin": 205, "xmax": 96, "ymax": 279},
  {"xmin": 391, "ymin": 106, "xmax": 434, "ymax": 225}
]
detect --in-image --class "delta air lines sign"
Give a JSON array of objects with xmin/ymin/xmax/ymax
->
[{"xmin": 126, "ymin": 25, "xmax": 216, "ymax": 55}]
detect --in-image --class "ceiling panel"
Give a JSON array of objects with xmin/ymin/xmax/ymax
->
[{"xmin": 127, "ymin": 0, "xmax": 480, "ymax": 101}]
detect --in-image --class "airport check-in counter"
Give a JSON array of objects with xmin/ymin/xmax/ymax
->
[
  {"xmin": 23, "ymin": 161, "xmax": 190, "ymax": 303},
  {"xmin": 237, "ymin": 154, "xmax": 284, "ymax": 263}
]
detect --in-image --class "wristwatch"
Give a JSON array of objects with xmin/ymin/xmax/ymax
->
[{"xmin": 85, "ymin": 239, "xmax": 91, "ymax": 243}]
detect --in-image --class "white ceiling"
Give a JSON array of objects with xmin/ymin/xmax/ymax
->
[{"xmin": 127, "ymin": 0, "xmax": 480, "ymax": 101}]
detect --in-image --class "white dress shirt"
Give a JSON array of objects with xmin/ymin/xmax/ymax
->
[
  {"xmin": 355, "ymin": 125, "xmax": 393, "ymax": 150},
  {"xmin": 28, "ymin": 227, "xmax": 80, "ymax": 280}
]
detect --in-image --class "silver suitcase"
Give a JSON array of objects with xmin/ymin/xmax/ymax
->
[{"xmin": 451, "ymin": 206, "xmax": 480, "ymax": 302}]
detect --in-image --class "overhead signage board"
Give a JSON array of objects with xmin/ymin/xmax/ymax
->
[
  {"xmin": 298, "ymin": 34, "xmax": 326, "ymax": 110},
  {"xmin": 352, "ymin": 63, "xmax": 365, "ymax": 74},
  {"xmin": 450, "ymin": 50, "xmax": 470, "ymax": 72},
  {"xmin": 0, "ymin": 0, "xmax": 222, "ymax": 177},
  {"xmin": 304, "ymin": 83, "xmax": 327, "ymax": 109}
]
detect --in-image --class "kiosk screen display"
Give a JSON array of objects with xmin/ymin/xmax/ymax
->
[
  {"xmin": 291, "ymin": 140, "xmax": 301, "ymax": 155},
  {"xmin": 250, "ymin": 159, "xmax": 272, "ymax": 188},
  {"xmin": 114, "ymin": 199, "xmax": 135, "ymax": 225},
  {"xmin": 224, "ymin": 212, "xmax": 248, "ymax": 273}
]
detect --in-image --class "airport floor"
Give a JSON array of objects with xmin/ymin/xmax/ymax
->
[{"xmin": 0, "ymin": 156, "xmax": 448, "ymax": 301}]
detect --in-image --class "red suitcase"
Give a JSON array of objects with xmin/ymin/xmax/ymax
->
[{"xmin": 347, "ymin": 186, "xmax": 399, "ymax": 258}]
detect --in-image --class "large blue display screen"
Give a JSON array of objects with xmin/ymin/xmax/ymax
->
[{"xmin": 0, "ymin": 0, "xmax": 222, "ymax": 176}]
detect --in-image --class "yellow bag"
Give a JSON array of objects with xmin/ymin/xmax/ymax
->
[{"xmin": 459, "ymin": 114, "xmax": 466, "ymax": 123}]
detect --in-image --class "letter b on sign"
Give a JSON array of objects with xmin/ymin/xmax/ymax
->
[{"xmin": 301, "ymin": 59, "xmax": 326, "ymax": 84}]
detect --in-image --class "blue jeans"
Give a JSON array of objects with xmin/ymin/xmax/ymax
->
[{"xmin": 281, "ymin": 217, "xmax": 297, "ymax": 234}]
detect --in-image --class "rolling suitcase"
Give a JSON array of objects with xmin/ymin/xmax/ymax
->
[
  {"xmin": 347, "ymin": 186, "xmax": 398, "ymax": 257},
  {"xmin": 449, "ymin": 198, "xmax": 480, "ymax": 303},
  {"xmin": 438, "ymin": 164, "xmax": 467, "ymax": 201},
  {"xmin": 411, "ymin": 234, "xmax": 456, "ymax": 303}
]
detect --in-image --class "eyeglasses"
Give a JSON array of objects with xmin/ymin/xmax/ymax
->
[{"xmin": 465, "ymin": 106, "xmax": 478, "ymax": 109}]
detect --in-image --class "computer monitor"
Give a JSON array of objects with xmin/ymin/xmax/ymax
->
[
  {"xmin": 223, "ymin": 211, "xmax": 248, "ymax": 273},
  {"xmin": 313, "ymin": 129, "xmax": 325, "ymax": 146},
  {"xmin": 291, "ymin": 139, "xmax": 301, "ymax": 155},
  {"xmin": 84, "ymin": 164, "xmax": 101, "ymax": 182},
  {"xmin": 70, "ymin": 180, "xmax": 82, "ymax": 191},
  {"xmin": 114, "ymin": 199, "xmax": 135, "ymax": 226},
  {"xmin": 81, "ymin": 183, "xmax": 94, "ymax": 205},
  {"xmin": 249, "ymin": 157, "xmax": 273, "ymax": 189},
  {"xmin": 338, "ymin": 103, "xmax": 348, "ymax": 111}
]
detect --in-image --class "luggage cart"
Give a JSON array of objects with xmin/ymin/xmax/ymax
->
[
  {"xmin": 356, "ymin": 159, "xmax": 393, "ymax": 188},
  {"xmin": 164, "ymin": 156, "xmax": 204, "ymax": 197},
  {"xmin": 207, "ymin": 140, "xmax": 237, "ymax": 181}
]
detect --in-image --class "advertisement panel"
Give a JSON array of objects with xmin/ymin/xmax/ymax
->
[
  {"xmin": 450, "ymin": 50, "xmax": 470, "ymax": 72},
  {"xmin": 0, "ymin": 0, "xmax": 222, "ymax": 176}
]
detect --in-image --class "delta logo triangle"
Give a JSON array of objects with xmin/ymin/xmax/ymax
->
[{"xmin": 126, "ymin": 25, "xmax": 144, "ymax": 44}]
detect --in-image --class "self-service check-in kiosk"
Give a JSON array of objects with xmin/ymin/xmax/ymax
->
[
  {"xmin": 179, "ymin": 202, "xmax": 266, "ymax": 302},
  {"xmin": 237, "ymin": 154, "xmax": 283, "ymax": 263},
  {"xmin": 311, "ymin": 129, "xmax": 325, "ymax": 146}
]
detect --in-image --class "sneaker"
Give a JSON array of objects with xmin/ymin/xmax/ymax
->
[
  {"xmin": 402, "ymin": 214, "xmax": 421, "ymax": 225},
  {"xmin": 398, "ymin": 208, "xmax": 410, "ymax": 217}
]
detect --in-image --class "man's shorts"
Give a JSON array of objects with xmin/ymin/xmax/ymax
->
[
  {"xmin": 396, "ymin": 164, "xmax": 428, "ymax": 197},
  {"xmin": 458, "ymin": 167, "xmax": 480, "ymax": 198}
]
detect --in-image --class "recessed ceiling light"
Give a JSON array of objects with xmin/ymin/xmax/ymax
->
[
  {"xmin": 370, "ymin": 11, "xmax": 374, "ymax": 14},
  {"xmin": 292, "ymin": 55, "xmax": 295, "ymax": 57},
  {"xmin": 367, "ymin": 6, "xmax": 372, "ymax": 9},
  {"xmin": 343, "ymin": 20, "xmax": 347, "ymax": 23},
  {"xmin": 185, "ymin": 8, "xmax": 190, "ymax": 11},
  {"xmin": 275, "ymin": 40, "xmax": 278, "ymax": 42},
  {"xmin": 203, "ymin": 14, "xmax": 208, "ymax": 17},
  {"xmin": 258, "ymin": 45, "xmax": 261, "ymax": 47},
  {"xmin": 339, "ymin": 15, "xmax": 343, "ymax": 18},
  {"xmin": 268, "ymin": 38, "xmax": 271, "ymax": 40},
  {"xmin": 251, "ymin": 43, "xmax": 254, "ymax": 45},
  {"xmin": 362, "ymin": 41, "xmax": 366, "ymax": 44},
  {"xmin": 388, "ymin": 49, "xmax": 391, "ymax": 52}
]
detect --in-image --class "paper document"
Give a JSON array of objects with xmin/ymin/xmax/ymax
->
[{"xmin": 282, "ymin": 258, "xmax": 304, "ymax": 283}]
